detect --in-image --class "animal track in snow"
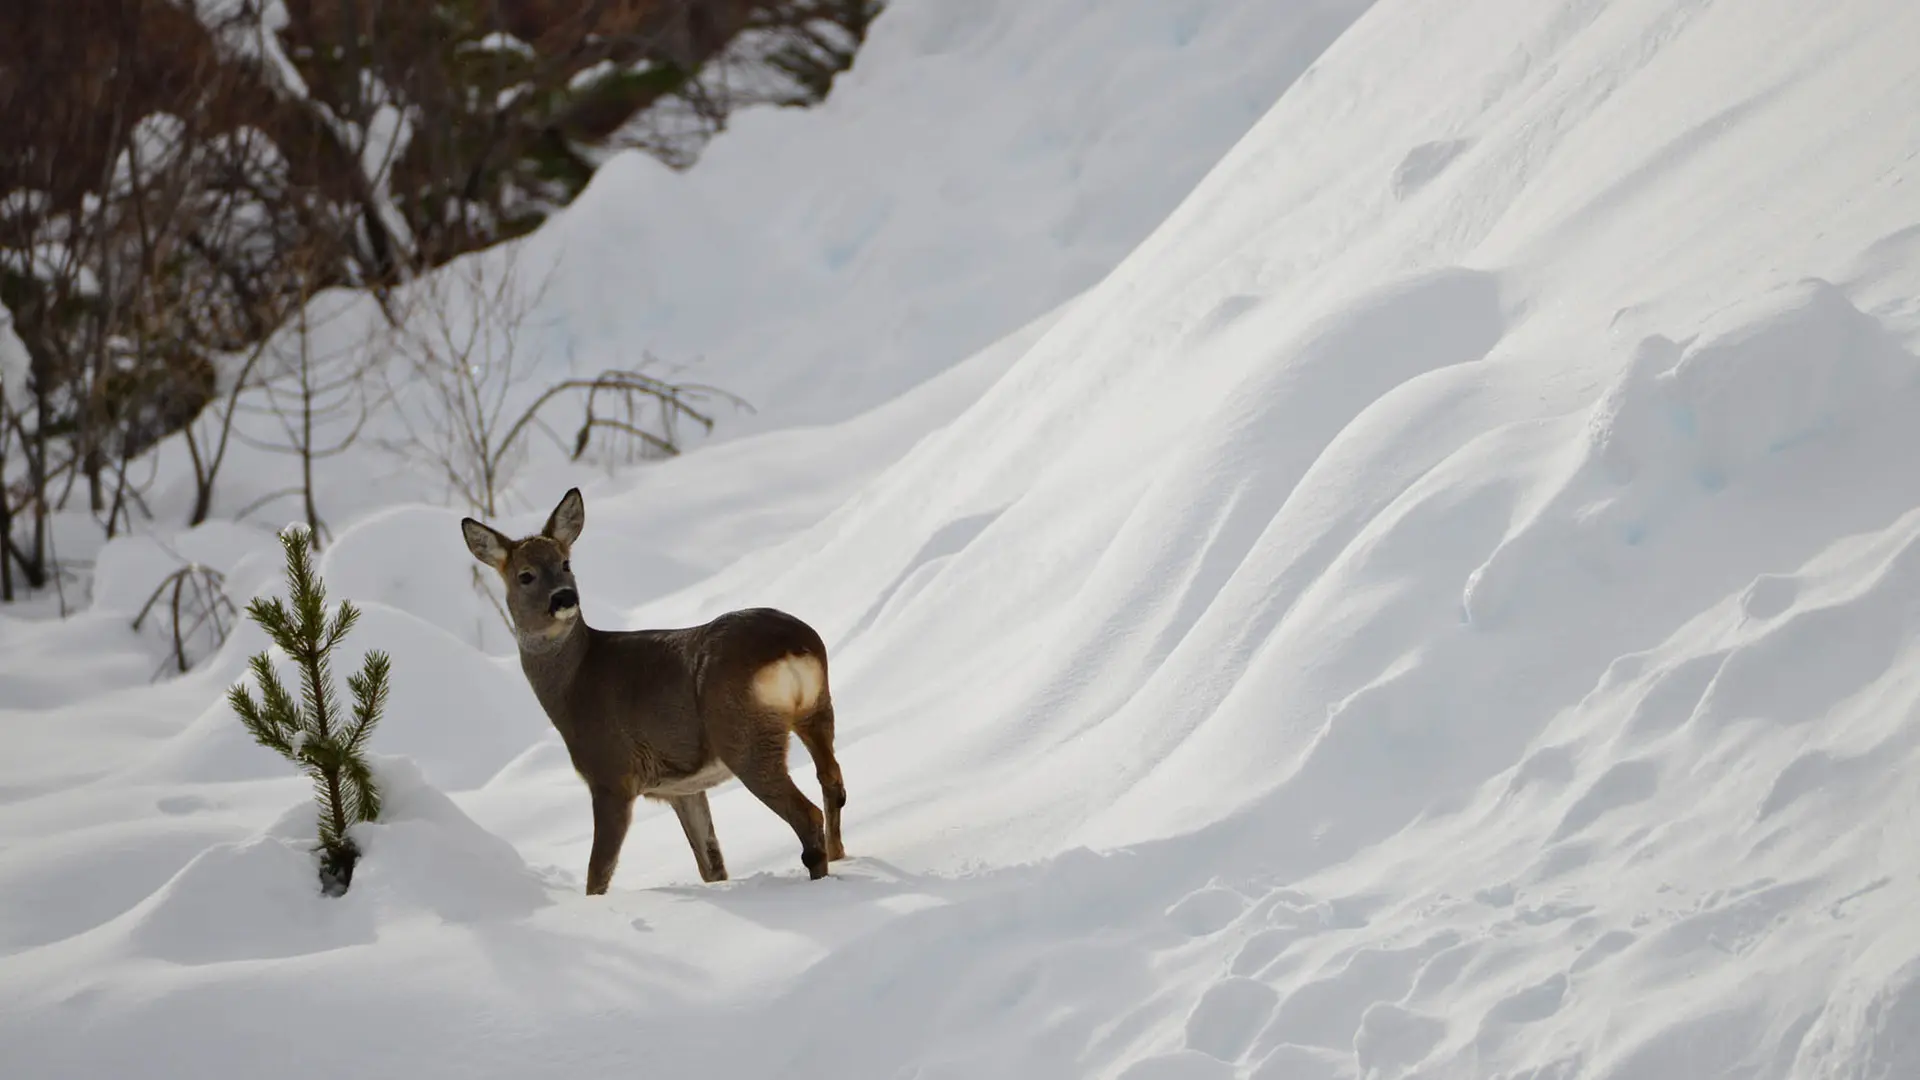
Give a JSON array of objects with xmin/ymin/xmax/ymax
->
[
  {"xmin": 1233, "ymin": 927, "xmax": 1309, "ymax": 977},
  {"xmin": 1166, "ymin": 885, "xmax": 1250, "ymax": 937},
  {"xmin": 1252, "ymin": 935, "xmax": 1458, "ymax": 1054},
  {"xmin": 1474, "ymin": 973, "xmax": 1570, "ymax": 1058},
  {"xmin": 1185, "ymin": 977, "xmax": 1279, "ymax": 1061},
  {"xmin": 1507, "ymin": 744, "xmax": 1578, "ymax": 797},
  {"xmin": 1826, "ymin": 876, "xmax": 1892, "ymax": 920},
  {"xmin": 1191, "ymin": 294, "xmax": 1264, "ymax": 340},
  {"xmin": 1531, "ymin": 840, "xmax": 1599, "ymax": 882},
  {"xmin": 1569, "ymin": 929, "xmax": 1637, "ymax": 973},
  {"xmin": 1475, "ymin": 882, "xmax": 1518, "ymax": 907},
  {"xmin": 1643, "ymin": 878, "xmax": 1819, "ymax": 965},
  {"xmin": 1355, "ymin": 1001, "xmax": 1447, "ymax": 1073},
  {"xmin": 1758, "ymin": 750, "xmax": 1846, "ymax": 821},
  {"xmin": 1515, "ymin": 899, "xmax": 1596, "ymax": 926},
  {"xmin": 1392, "ymin": 139, "xmax": 1472, "ymax": 198},
  {"xmin": 1408, "ymin": 940, "xmax": 1479, "ymax": 998},
  {"xmin": 1114, "ymin": 1048, "xmax": 1236, "ymax": 1080},
  {"xmin": 1552, "ymin": 758, "xmax": 1661, "ymax": 840},
  {"xmin": 1487, "ymin": 972, "xmax": 1569, "ymax": 1025},
  {"xmin": 1620, "ymin": 653, "xmax": 1722, "ymax": 741},
  {"xmin": 1247, "ymin": 1043, "xmax": 1357, "ymax": 1080}
]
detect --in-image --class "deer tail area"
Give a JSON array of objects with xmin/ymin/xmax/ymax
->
[{"xmin": 750, "ymin": 653, "xmax": 826, "ymax": 717}]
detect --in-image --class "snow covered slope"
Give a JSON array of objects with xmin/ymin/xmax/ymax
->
[
  {"xmin": 7, "ymin": 0, "xmax": 1920, "ymax": 1078},
  {"xmin": 527, "ymin": 0, "xmax": 1376, "ymax": 439}
]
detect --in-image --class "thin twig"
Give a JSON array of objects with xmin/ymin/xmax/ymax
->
[{"xmin": 132, "ymin": 562, "xmax": 237, "ymax": 678}]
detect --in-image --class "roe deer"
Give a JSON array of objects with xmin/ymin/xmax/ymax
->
[{"xmin": 460, "ymin": 487, "xmax": 846, "ymax": 894}]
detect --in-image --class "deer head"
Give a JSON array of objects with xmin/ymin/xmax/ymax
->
[{"xmin": 462, "ymin": 487, "xmax": 585, "ymax": 648}]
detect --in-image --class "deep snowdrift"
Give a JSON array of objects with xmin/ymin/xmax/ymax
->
[{"xmin": 6, "ymin": 0, "xmax": 1920, "ymax": 1078}]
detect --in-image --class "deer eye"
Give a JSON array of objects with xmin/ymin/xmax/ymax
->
[
  {"xmin": 561, "ymin": 560, "xmax": 570, "ymax": 572},
  {"xmin": 517, "ymin": 571, "xmax": 536, "ymax": 585}
]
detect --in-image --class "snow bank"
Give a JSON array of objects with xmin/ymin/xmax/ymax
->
[
  {"xmin": 57, "ymin": 755, "xmax": 545, "ymax": 967},
  {"xmin": 76, "ymin": 0, "xmax": 1376, "ymax": 562},
  {"xmin": 131, "ymin": 601, "xmax": 544, "ymax": 792},
  {"xmin": 530, "ymin": 0, "xmax": 1380, "ymax": 438},
  {"xmin": 317, "ymin": 503, "xmax": 518, "ymax": 653}
]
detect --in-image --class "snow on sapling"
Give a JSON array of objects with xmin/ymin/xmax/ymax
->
[{"xmin": 228, "ymin": 523, "xmax": 391, "ymax": 895}]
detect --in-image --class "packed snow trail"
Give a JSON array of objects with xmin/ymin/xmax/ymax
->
[{"xmin": 6, "ymin": 0, "xmax": 1920, "ymax": 1078}]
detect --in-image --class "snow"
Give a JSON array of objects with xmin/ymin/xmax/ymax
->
[
  {"xmin": 6, "ymin": 0, "xmax": 1920, "ymax": 1078},
  {"xmin": 0, "ymin": 297, "xmax": 28, "ymax": 404}
]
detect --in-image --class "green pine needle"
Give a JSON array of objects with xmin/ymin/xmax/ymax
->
[
  {"xmin": 345, "ymin": 650, "xmax": 391, "ymax": 754},
  {"xmin": 228, "ymin": 524, "xmax": 389, "ymax": 896},
  {"xmin": 327, "ymin": 601, "xmax": 361, "ymax": 652}
]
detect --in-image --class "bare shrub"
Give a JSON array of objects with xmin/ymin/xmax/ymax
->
[
  {"xmin": 132, "ymin": 561, "xmax": 238, "ymax": 678},
  {"xmin": 379, "ymin": 252, "xmax": 555, "ymax": 520},
  {"xmin": 379, "ymin": 249, "xmax": 746, "ymax": 642},
  {"xmin": 228, "ymin": 267, "xmax": 384, "ymax": 547},
  {"xmin": 506, "ymin": 365, "xmax": 748, "ymax": 470},
  {"xmin": 2, "ymin": 1, "xmax": 881, "ymax": 604},
  {"xmin": 384, "ymin": 251, "xmax": 749, "ymax": 518}
]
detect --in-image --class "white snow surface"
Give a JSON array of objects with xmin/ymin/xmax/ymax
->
[{"xmin": 7, "ymin": 0, "xmax": 1920, "ymax": 1078}]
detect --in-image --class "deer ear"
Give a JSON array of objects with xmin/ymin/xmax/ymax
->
[
  {"xmin": 461, "ymin": 518, "xmax": 511, "ymax": 571},
  {"xmin": 543, "ymin": 487, "xmax": 584, "ymax": 547}
]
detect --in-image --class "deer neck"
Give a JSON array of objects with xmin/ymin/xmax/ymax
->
[{"xmin": 516, "ymin": 616, "xmax": 590, "ymax": 717}]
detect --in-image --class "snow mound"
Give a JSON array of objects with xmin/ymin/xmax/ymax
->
[
  {"xmin": 337, "ymin": 756, "xmax": 553, "ymax": 920},
  {"xmin": 133, "ymin": 603, "xmax": 544, "ymax": 791},
  {"xmin": 120, "ymin": 813, "xmax": 373, "ymax": 965},
  {"xmin": 92, "ymin": 520, "xmax": 274, "ymax": 615},
  {"xmin": 318, "ymin": 503, "xmax": 517, "ymax": 654},
  {"xmin": 1801, "ymin": 952, "xmax": 1920, "ymax": 1079},
  {"xmin": 115, "ymin": 756, "xmax": 547, "ymax": 966},
  {"xmin": 0, "ymin": 817, "xmax": 240, "ymax": 953},
  {"xmin": 1465, "ymin": 277, "xmax": 1917, "ymax": 630}
]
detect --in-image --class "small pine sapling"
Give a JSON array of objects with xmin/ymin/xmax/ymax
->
[{"xmin": 229, "ymin": 524, "xmax": 391, "ymax": 895}]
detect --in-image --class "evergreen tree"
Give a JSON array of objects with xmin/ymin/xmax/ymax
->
[{"xmin": 228, "ymin": 524, "xmax": 391, "ymax": 895}]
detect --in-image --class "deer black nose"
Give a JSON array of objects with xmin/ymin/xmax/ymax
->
[{"xmin": 549, "ymin": 588, "xmax": 579, "ymax": 615}]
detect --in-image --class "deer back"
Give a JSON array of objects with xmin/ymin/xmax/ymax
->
[{"xmin": 519, "ymin": 609, "xmax": 827, "ymax": 796}]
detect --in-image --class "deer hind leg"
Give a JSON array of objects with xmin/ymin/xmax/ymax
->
[
  {"xmin": 670, "ymin": 793, "xmax": 728, "ymax": 883},
  {"xmin": 585, "ymin": 785, "xmax": 635, "ymax": 895},
  {"xmin": 794, "ymin": 702, "xmax": 846, "ymax": 862},
  {"xmin": 724, "ymin": 727, "xmax": 829, "ymax": 880}
]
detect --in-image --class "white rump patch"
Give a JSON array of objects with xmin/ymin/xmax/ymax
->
[{"xmin": 751, "ymin": 654, "xmax": 825, "ymax": 715}]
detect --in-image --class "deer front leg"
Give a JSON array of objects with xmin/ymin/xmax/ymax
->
[
  {"xmin": 670, "ymin": 793, "xmax": 728, "ymax": 883},
  {"xmin": 585, "ymin": 785, "xmax": 634, "ymax": 895}
]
